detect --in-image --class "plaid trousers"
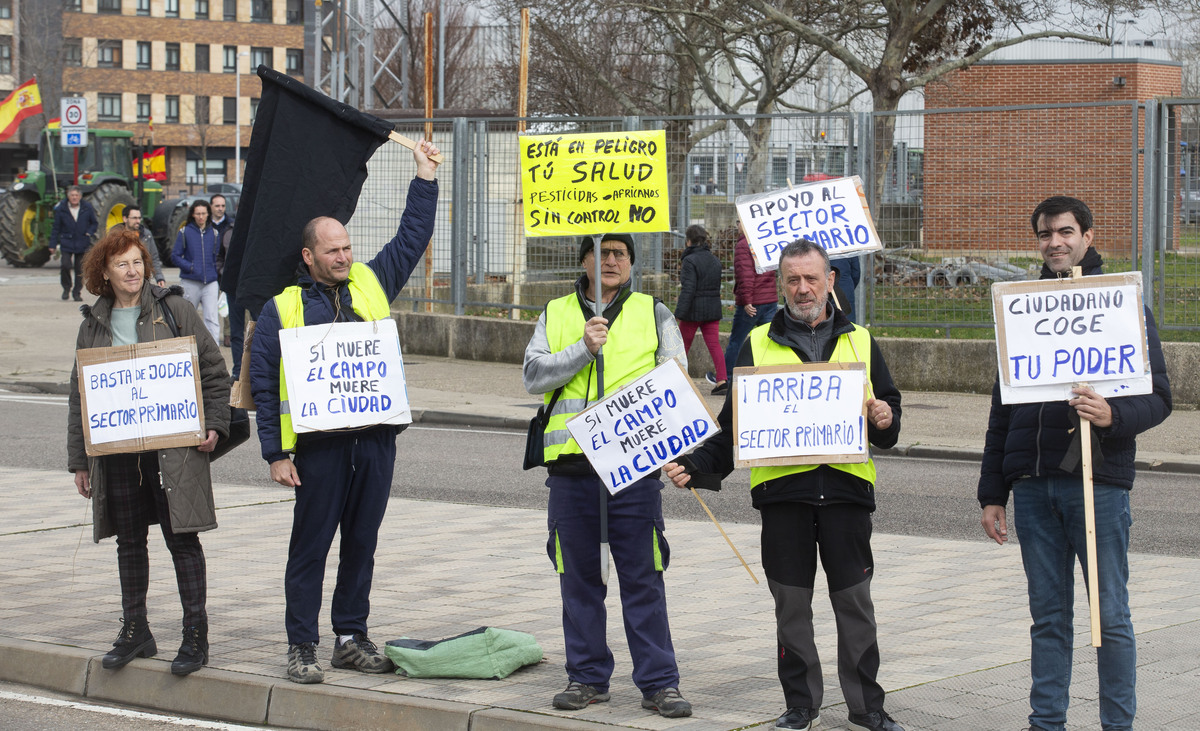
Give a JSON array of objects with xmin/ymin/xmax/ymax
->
[{"xmin": 105, "ymin": 452, "xmax": 207, "ymax": 627}]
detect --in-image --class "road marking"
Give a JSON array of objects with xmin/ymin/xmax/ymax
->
[
  {"xmin": 0, "ymin": 689, "xmax": 266, "ymax": 729},
  {"xmin": 0, "ymin": 392, "xmax": 67, "ymax": 406},
  {"xmin": 409, "ymin": 424, "xmax": 517, "ymax": 436}
]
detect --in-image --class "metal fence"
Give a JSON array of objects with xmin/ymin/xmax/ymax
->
[{"xmin": 346, "ymin": 103, "xmax": 1199, "ymax": 336}]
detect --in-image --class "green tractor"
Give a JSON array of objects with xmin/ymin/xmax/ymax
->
[{"xmin": 0, "ymin": 127, "xmax": 163, "ymax": 267}]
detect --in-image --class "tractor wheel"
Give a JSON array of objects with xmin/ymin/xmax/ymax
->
[
  {"xmin": 0, "ymin": 191, "xmax": 48, "ymax": 267},
  {"xmin": 86, "ymin": 182, "xmax": 137, "ymax": 239},
  {"xmin": 163, "ymin": 205, "xmax": 190, "ymax": 260}
]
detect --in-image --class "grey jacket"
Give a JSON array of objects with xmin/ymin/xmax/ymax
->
[{"xmin": 68, "ymin": 282, "xmax": 230, "ymax": 543}]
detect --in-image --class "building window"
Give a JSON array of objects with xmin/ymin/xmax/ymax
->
[
  {"xmin": 67, "ymin": 0, "xmax": 82, "ymax": 11},
  {"xmin": 98, "ymin": 94, "xmax": 122, "ymax": 122},
  {"xmin": 137, "ymin": 0, "xmax": 150, "ymax": 15},
  {"xmin": 285, "ymin": 48, "xmax": 303, "ymax": 76},
  {"xmin": 165, "ymin": 0, "xmax": 179, "ymax": 18},
  {"xmin": 137, "ymin": 95, "xmax": 151, "ymax": 123},
  {"xmin": 251, "ymin": 0, "xmax": 271, "ymax": 23},
  {"xmin": 0, "ymin": 39, "xmax": 10, "ymax": 75},
  {"xmin": 0, "ymin": 1, "xmax": 12, "ymax": 20},
  {"xmin": 286, "ymin": 0, "xmax": 302, "ymax": 24},
  {"xmin": 187, "ymin": 158, "xmax": 225, "ymax": 185},
  {"xmin": 223, "ymin": 45, "xmax": 237, "ymax": 73},
  {"xmin": 166, "ymin": 43, "xmax": 181, "ymax": 71},
  {"xmin": 98, "ymin": 0, "xmax": 121, "ymax": 13},
  {"xmin": 65, "ymin": 40, "xmax": 83, "ymax": 67},
  {"xmin": 195, "ymin": 44, "xmax": 210, "ymax": 72},
  {"xmin": 195, "ymin": 0, "xmax": 209, "ymax": 19},
  {"xmin": 250, "ymin": 47, "xmax": 271, "ymax": 70},
  {"xmin": 195, "ymin": 96, "xmax": 210, "ymax": 125},
  {"xmin": 166, "ymin": 95, "xmax": 180, "ymax": 124},
  {"xmin": 250, "ymin": 97, "xmax": 260, "ymax": 124},
  {"xmin": 97, "ymin": 40, "xmax": 122, "ymax": 69},
  {"xmin": 137, "ymin": 42, "xmax": 151, "ymax": 70},
  {"xmin": 224, "ymin": 0, "xmax": 236, "ymax": 21},
  {"xmin": 223, "ymin": 97, "xmax": 237, "ymax": 124}
]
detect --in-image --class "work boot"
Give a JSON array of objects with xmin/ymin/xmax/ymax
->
[
  {"xmin": 287, "ymin": 642, "xmax": 324, "ymax": 684},
  {"xmin": 552, "ymin": 681, "xmax": 610, "ymax": 710},
  {"xmin": 330, "ymin": 633, "xmax": 394, "ymax": 673},
  {"xmin": 776, "ymin": 706, "xmax": 821, "ymax": 729},
  {"xmin": 102, "ymin": 617, "xmax": 157, "ymax": 669},
  {"xmin": 641, "ymin": 687, "xmax": 692, "ymax": 718},
  {"xmin": 61, "ymin": 289, "xmax": 69, "ymax": 301},
  {"xmin": 171, "ymin": 623, "xmax": 208, "ymax": 676}
]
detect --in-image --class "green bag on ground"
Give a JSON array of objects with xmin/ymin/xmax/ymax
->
[{"xmin": 384, "ymin": 626, "xmax": 543, "ymax": 679}]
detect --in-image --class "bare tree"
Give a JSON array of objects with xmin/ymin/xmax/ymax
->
[{"xmin": 17, "ymin": 0, "xmax": 68, "ymax": 144}]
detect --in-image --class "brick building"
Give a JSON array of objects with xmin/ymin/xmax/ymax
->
[
  {"xmin": 922, "ymin": 52, "xmax": 1182, "ymax": 256},
  {"xmin": 56, "ymin": 0, "xmax": 307, "ymax": 192}
]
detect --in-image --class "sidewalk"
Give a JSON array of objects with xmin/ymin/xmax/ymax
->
[{"xmin": 2, "ymin": 274, "xmax": 1199, "ymax": 729}]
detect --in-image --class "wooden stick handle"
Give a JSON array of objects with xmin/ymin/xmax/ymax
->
[
  {"xmin": 388, "ymin": 130, "xmax": 446, "ymax": 164},
  {"xmin": 1080, "ymin": 414, "xmax": 1102, "ymax": 647},
  {"xmin": 690, "ymin": 487, "xmax": 758, "ymax": 584}
]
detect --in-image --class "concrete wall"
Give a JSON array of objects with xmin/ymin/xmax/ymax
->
[{"xmin": 395, "ymin": 311, "xmax": 1199, "ymax": 407}]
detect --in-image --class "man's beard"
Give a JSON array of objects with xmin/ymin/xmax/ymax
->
[{"xmin": 786, "ymin": 297, "xmax": 825, "ymax": 324}]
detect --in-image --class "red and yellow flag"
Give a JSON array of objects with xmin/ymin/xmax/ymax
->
[
  {"xmin": 133, "ymin": 146, "xmax": 167, "ymax": 181},
  {"xmin": 0, "ymin": 79, "xmax": 44, "ymax": 142}
]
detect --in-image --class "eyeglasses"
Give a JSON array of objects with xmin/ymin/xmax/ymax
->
[{"xmin": 594, "ymin": 248, "xmax": 629, "ymax": 262}]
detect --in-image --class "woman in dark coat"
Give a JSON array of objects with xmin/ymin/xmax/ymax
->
[
  {"xmin": 69, "ymin": 228, "xmax": 230, "ymax": 677},
  {"xmin": 674, "ymin": 224, "xmax": 727, "ymax": 394}
]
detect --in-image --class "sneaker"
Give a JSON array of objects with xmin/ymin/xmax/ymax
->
[
  {"xmin": 776, "ymin": 706, "xmax": 821, "ymax": 729},
  {"xmin": 330, "ymin": 633, "xmax": 394, "ymax": 673},
  {"xmin": 711, "ymin": 381, "xmax": 728, "ymax": 395},
  {"xmin": 641, "ymin": 687, "xmax": 692, "ymax": 718},
  {"xmin": 102, "ymin": 617, "xmax": 157, "ymax": 669},
  {"xmin": 287, "ymin": 642, "xmax": 325, "ymax": 684},
  {"xmin": 705, "ymin": 371, "xmax": 717, "ymax": 384},
  {"xmin": 171, "ymin": 624, "xmax": 209, "ymax": 676},
  {"xmin": 552, "ymin": 681, "xmax": 610, "ymax": 710},
  {"xmin": 848, "ymin": 710, "xmax": 904, "ymax": 731}
]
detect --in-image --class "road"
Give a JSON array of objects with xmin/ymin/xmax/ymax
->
[{"xmin": 5, "ymin": 390, "xmax": 1198, "ymax": 556}]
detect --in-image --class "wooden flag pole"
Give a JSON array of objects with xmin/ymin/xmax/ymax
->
[
  {"xmin": 422, "ymin": 12, "xmax": 435, "ymax": 314},
  {"xmin": 690, "ymin": 488, "xmax": 758, "ymax": 583},
  {"xmin": 511, "ymin": 8, "xmax": 530, "ymax": 321},
  {"xmin": 1080, "ymin": 404, "xmax": 1102, "ymax": 647},
  {"xmin": 387, "ymin": 131, "xmax": 445, "ymax": 164}
]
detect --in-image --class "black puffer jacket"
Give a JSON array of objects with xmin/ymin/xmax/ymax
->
[
  {"xmin": 977, "ymin": 248, "xmax": 1172, "ymax": 506},
  {"xmin": 674, "ymin": 243, "xmax": 723, "ymax": 323}
]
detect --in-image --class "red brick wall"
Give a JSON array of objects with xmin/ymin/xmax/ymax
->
[{"xmin": 922, "ymin": 60, "xmax": 1181, "ymax": 256}]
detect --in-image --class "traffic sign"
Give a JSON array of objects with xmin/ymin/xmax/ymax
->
[{"xmin": 61, "ymin": 96, "xmax": 88, "ymax": 148}]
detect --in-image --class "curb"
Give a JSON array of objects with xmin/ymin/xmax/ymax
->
[{"xmin": 0, "ymin": 636, "xmax": 613, "ymax": 731}]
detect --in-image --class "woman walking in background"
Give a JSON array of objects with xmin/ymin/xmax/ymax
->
[
  {"xmin": 171, "ymin": 199, "xmax": 221, "ymax": 343},
  {"xmin": 674, "ymin": 224, "xmax": 727, "ymax": 394}
]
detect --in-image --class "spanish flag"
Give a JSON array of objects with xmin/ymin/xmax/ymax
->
[
  {"xmin": 133, "ymin": 146, "xmax": 167, "ymax": 181},
  {"xmin": 0, "ymin": 79, "xmax": 44, "ymax": 143}
]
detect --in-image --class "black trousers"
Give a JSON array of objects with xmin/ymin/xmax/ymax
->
[
  {"xmin": 106, "ymin": 452, "xmax": 207, "ymax": 627},
  {"xmin": 60, "ymin": 250, "xmax": 85, "ymax": 297}
]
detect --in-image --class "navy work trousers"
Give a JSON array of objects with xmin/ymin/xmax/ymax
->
[
  {"xmin": 285, "ymin": 428, "xmax": 396, "ymax": 645},
  {"xmin": 545, "ymin": 474, "xmax": 679, "ymax": 696}
]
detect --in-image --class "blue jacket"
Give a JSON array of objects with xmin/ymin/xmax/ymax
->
[
  {"xmin": 172, "ymin": 221, "xmax": 221, "ymax": 284},
  {"xmin": 977, "ymin": 247, "xmax": 1172, "ymax": 506},
  {"xmin": 50, "ymin": 199, "xmax": 99, "ymax": 254},
  {"xmin": 249, "ymin": 177, "xmax": 438, "ymax": 464}
]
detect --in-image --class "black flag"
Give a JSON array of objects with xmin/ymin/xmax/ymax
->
[{"xmin": 221, "ymin": 66, "xmax": 394, "ymax": 318}]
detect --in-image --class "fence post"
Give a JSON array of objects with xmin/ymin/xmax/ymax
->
[
  {"xmin": 451, "ymin": 117, "xmax": 470, "ymax": 316},
  {"xmin": 474, "ymin": 119, "xmax": 487, "ymax": 290},
  {"xmin": 856, "ymin": 111, "xmax": 874, "ymax": 325},
  {"xmin": 623, "ymin": 115, "xmax": 648, "ymax": 290},
  {"xmin": 1141, "ymin": 100, "xmax": 1158, "ymax": 313}
]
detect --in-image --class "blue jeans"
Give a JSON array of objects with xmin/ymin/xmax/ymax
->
[
  {"xmin": 722, "ymin": 302, "xmax": 777, "ymax": 374},
  {"xmin": 1013, "ymin": 476, "xmax": 1135, "ymax": 731}
]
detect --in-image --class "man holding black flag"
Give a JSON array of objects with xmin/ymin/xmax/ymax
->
[{"xmin": 249, "ymin": 140, "xmax": 440, "ymax": 684}]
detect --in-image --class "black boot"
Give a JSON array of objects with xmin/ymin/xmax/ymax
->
[
  {"xmin": 102, "ymin": 617, "xmax": 157, "ymax": 669},
  {"xmin": 171, "ymin": 623, "xmax": 208, "ymax": 676}
]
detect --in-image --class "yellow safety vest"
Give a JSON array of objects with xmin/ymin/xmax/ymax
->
[
  {"xmin": 747, "ymin": 322, "xmax": 877, "ymax": 488},
  {"xmin": 275, "ymin": 261, "xmax": 391, "ymax": 451},
  {"xmin": 542, "ymin": 291, "xmax": 658, "ymax": 463}
]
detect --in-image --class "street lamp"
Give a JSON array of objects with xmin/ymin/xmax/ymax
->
[{"xmin": 235, "ymin": 50, "xmax": 249, "ymax": 184}]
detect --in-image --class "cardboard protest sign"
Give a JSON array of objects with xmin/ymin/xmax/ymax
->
[
  {"xmin": 566, "ymin": 360, "xmax": 719, "ymax": 495},
  {"xmin": 733, "ymin": 362, "xmax": 869, "ymax": 468},
  {"xmin": 77, "ymin": 337, "xmax": 205, "ymax": 456},
  {"xmin": 519, "ymin": 130, "xmax": 669, "ymax": 238},
  {"xmin": 992, "ymin": 272, "xmax": 1151, "ymax": 404},
  {"xmin": 735, "ymin": 176, "xmax": 882, "ymax": 273},
  {"xmin": 279, "ymin": 318, "xmax": 412, "ymax": 433}
]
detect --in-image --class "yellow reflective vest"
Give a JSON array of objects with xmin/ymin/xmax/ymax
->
[
  {"xmin": 542, "ymin": 291, "xmax": 658, "ymax": 464},
  {"xmin": 274, "ymin": 262, "xmax": 391, "ymax": 452},
  {"xmin": 746, "ymin": 322, "xmax": 877, "ymax": 488}
]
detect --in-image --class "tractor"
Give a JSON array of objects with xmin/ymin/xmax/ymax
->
[{"xmin": 0, "ymin": 127, "xmax": 163, "ymax": 267}]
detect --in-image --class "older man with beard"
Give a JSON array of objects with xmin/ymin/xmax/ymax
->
[{"xmin": 664, "ymin": 238, "xmax": 905, "ymax": 731}]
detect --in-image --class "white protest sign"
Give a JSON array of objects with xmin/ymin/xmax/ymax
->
[
  {"xmin": 566, "ymin": 360, "xmax": 719, "ymax": 495},
  {"xmin": 279, "ymin": 319, "xmax": 412, "ymax": 433},
  {"xmin": 77, "ymin": 337, "xmax": 205, "ymax": 456},
  {"xmin": 733, "ymin": 362, "xmax": 869, "ymax": 468},
  {"xmin": 992, "ymin": 272, "xmax": 1152, "ymax": 404},
  {"xmin": 735, "ymin": 176, "xmax": 882, "ymax": 273}
]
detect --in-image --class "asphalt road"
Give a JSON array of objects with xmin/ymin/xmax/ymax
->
[{"xmin": 5, "ymin": 391, "xmax": 1198, "ymax": 556}]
